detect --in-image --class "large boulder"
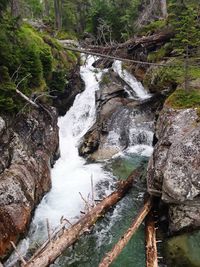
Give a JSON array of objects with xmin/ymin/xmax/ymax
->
[
  {"xmin": 147, "ymin": 106, "xmax": 200, "ymax": 232},
  {"xmin": 0, "ymin": 107, "xmax": 59, "ymax": 259}
]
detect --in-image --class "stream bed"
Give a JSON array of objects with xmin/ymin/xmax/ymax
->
[{"xmin": 6, "ymin": 56, "xmax": 154, "ymax": 267}]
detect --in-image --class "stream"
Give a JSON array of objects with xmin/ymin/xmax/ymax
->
[{"xmin": 6, "ymin": 56, "xmax": 155, "ymax": 267}]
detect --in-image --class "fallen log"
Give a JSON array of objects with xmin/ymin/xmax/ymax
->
[
  {"xmin": 63, "ymin": 46, "xmax": 179, "ymax": 67},
  {"xmin": 24, "ymin": 167, "xmax": 143, "ymax": 267},
  {"xmin": 86, "ymin": 31, "xmax": 174, "ymax": 54},
  {"xmin": 98, "ymin": 197, "xmax": 152, "ymax": 267},
  {"xmin": 145, "ymin": 210, "xmax": 158, "ymax": 267}
]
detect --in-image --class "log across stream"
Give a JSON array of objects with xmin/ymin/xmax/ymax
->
[{"xmin": 5, "ymin": 56, "xmax": 158, "ymax": 267}]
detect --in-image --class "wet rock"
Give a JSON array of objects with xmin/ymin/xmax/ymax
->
[
  {"xmin": 0, "ymin": 107, "xmax": 59, "ymax": 259},
  {"xmin": 147, "ymin": 106, "xmax": 200, "ymax": 232},
  {"xmin": 92, "ymin": 59, "xmax": 114, "ymax": 69},
  {"xmin": 164, "ymin": 230, "xmax": 200, "ymax": 267},
  {"xmin": 79, "ymin": 69, "xmax": 156, "ymax": 161}
]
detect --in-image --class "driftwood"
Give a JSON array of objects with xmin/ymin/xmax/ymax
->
[
  {"xmin": 145, "ymin": 210, "xmax": 158, "ymax": 267},
  {"xmin": 24, "ymin": 167, "xmax": 143, "ymax": 267},
  {"xmin": 98, "ymin": 197, "xmax": 152, "ymax": 267}
]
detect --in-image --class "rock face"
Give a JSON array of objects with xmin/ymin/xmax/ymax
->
[
  {"xmin": 147, "ymin": 106, "xmax": 200, "ymax": 232},
  {"xmin": 79, "ymin": 68, "xmax": 163, "ymax": 161},
  {"xmin": 79, "ymin": 70, "xmax": 131, "ymax": 161},
  {"xmin": 52, "ymin": 65, "xmax": 84, "ymax": 116},
  {"xmin": 0, "ymin": 107, "xmax": 59, "ymax": 259}
]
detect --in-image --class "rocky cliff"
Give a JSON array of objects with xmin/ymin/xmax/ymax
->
[
  {"xmin": 147, "ymin": 106, "xmax": 200, "ymax": 232},
  {"xmin": 0, "ymin": 107, "xmax": 59, "ymax": 259}
]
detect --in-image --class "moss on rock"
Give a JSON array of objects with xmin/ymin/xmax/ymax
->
[{"xmin": 0, "ymin": 20, "xmax": 78, "ymax": 113}]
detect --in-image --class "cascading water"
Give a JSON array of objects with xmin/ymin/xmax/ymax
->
[
  {"xmin": 113, "ymin": 60, "xmax": 151, "ymax": 100},
  {"xmin": 6, "ymin": 56, "xmax": 155, "ymax": 267}
]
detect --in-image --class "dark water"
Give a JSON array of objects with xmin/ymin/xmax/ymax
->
[{"xmin": 53, "ymin": 153, "xmax": 149, "ymax": 267}]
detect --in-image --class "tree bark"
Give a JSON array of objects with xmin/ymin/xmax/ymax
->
[
  {"xmin": 54, "ymin": 0, "xmax": 62, "ymax": 30},
  {"xmin": 11, "ymin": 0, "xmax": 20, "ymax": 18},
  {"xmin": 24, "ymin": 167, "xmax": 143, "ymax": 267},
  {"xmin": 160, "ymin": 0, "xmax": 168, "ymax": 19},
  {"xmin": 44, "ymin": 0, "xmax": 50, "ymax": 17},
  {"xmin": 98, "ymin": 197, "xmax": 152, "ymax": 267},
  {"xmin": 145, "ymin": 211, "xmax": 158, "ymax": 267}
]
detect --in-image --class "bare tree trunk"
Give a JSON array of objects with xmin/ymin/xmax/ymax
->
[
  {"xmin": 11, "ymin": 0, "xmax": 20, "ymax": 18},
  {"xmin": 44, "ymin": 0, "xmax": 50, "ymax": 17},
  {"xmin": 146, "ymin": 211, "xmax": 158, "ymax": 267},
  {"xmin": 24, "ymin": 167, "xmax": 143, "ymax": 267},
  {"xmin": 54, "ymin": 0, "xmax": 62, "ymax": 30},
  {"xmin": 98, "ymin": 197, "xmax": 152, "ymax": 267},
  {"xmin": 160, "ymin": 0, "xmax": 168, "ymax": 18}
]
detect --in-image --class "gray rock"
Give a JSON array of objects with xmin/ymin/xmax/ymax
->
[
  {"xmin": 147, "ymin": 106, "xmax": 200, "ymax": 232},
  {"xmin": 0, "ymin": 107, "xmax": 59, "ymax": 259}
]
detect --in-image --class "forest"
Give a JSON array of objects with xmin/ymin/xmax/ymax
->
[{"xmin": 0, "ymin": 1, "xmax": 200, "ymax": 267}]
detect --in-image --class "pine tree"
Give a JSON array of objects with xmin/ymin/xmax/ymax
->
[{"xmin": 169, "ymin": 0, "xmax": 200, "ymax": 90}]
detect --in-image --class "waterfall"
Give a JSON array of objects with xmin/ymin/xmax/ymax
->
[
  {"xmin": 5, "ymin": 57, "xmax": 154, "ymax": 267},
  {"xmin": 113, "ymin": 60, "xmax": 151, "ymax": 100}
]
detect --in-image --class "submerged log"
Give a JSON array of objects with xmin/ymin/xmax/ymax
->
[
  {"xmin": 98, "ymin": 197, "xmax": 152, "ymax": 267},
  {"xmin": 24, "ymin": 167, "xmax": 143, "ymax": 267},
  {"xmin": 145, "ymin": 210, "xmax": 158, "ymax": 267}
]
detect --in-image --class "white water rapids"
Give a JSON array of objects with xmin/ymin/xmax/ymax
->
[{"xmin": 6, "ymin": 57, "xmax": 153, "ymax": 267}]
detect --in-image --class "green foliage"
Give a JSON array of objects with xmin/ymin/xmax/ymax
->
[
  {"xmin": 147, "ymin": 46, "xmax": 168, "ymax": 62},
  {"xmin": 21, "ymin": 0, "xmax": 43, "ymax": 18},
  {"xmin": 0, "ymin": 17, "xmax": 78, "ymax": 113},
  {"xmin": 0, "ymin": 66, "xmax": 18, "ymax": 112},
  {"xmin": 47, "ymin": 71, "xmax": 66, "ymax": 93},
  {"xmin": 168, "ymin": 1, "xmax": 200, "ymax": 53},
  {"xmin": 0, "ymin": 0, "xmax": 8, "ymax": 16},
  {"xmin": 166, "ymin": 89, "xmax": 200, "ymax": 109},
  {"xmin": 140, "ymin": 20, "xmax": 166, "ymax": 35},
  {"xmin": 86, "ymin": 0, "xmax": 140, "ymax": 41},
  {"xmin": 39, "ymin": 46, "xmax": 53, "ymax": 80}
]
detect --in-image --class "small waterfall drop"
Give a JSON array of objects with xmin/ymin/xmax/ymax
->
[{"xmin": 113, "ymin": 60, "xmax": 151, "ymax": 100}]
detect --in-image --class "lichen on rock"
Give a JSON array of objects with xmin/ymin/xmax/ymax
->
[
  {"xmin": 147, "ymin": 106, "xmax": 200, "ymax": 232},
  {"xmin": 0, "ymin": 107, "xmax": 59, "ymax": 259}
]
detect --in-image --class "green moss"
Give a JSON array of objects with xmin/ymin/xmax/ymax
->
[
  {"xmin": 55, "ymin": 30, "xmax": 77, "ymax": 40},
  {"xmin": 39, "ymin": 46, "xmax": 53, "ymax": 80},
  {"xmin": 101, "ymin": 73, "xmax": 111, "ymax": 85},
  {"xmin": 0, "ymin": 19, "xmax": 79, "ymax": 113},
  {"xmin": 166, "ymin": 89, "xmax": 200, "ymax": 109}
]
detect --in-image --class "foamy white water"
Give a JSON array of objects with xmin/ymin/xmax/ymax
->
[
  {"xmin": 5, "ymin": 56, "xmax": 113, "ymax": 266},
  {"xmin": 113, "ymin": 60, "xmax": 151, "ymax": 99},
  {"xmin": 5, "ymin": 57, "xmax": 154, "ymax": 267},
  {"xmin": 32, "ymin": 57, "xmax": 112, "ymax": 229}
]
